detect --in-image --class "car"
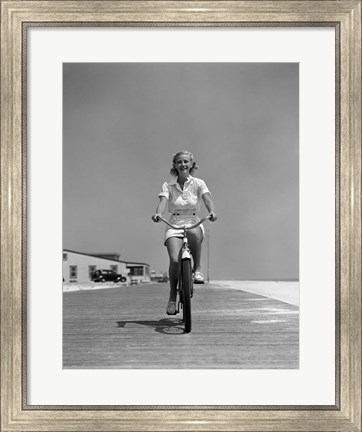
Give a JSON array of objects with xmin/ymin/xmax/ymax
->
[{"xmin": 91, "ymin": 269, "xmax": 127, "ymax": 283}]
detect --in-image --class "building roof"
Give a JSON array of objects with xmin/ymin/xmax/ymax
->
[
  {"xmin": 63, "ymin": 249, "xmax": 150, "ymax": 267},
  {"xmin": 126, "ymin": 261, "xmax": 151, "ymax": 267}
]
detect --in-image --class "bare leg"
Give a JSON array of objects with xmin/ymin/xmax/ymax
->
[
  {"xmin": 165, "ymin": 237, "xmax": 183, "ymax": 302},
  {"xmin": 187, "ymin": 227, "xmax": 203, "ymax": 272}
]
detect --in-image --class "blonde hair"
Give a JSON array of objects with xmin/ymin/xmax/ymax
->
[{"xmin": 170, "ymin": 151, "xmax": 199, "ymax": 176}]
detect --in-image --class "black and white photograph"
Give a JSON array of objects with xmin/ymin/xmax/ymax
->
[{"xmin": 62, "ymin": 62, "xmax": 299, "ymax": 369}]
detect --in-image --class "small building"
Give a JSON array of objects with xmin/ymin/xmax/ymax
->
[
  {"xmin": 63, "ymin": 249, "xmax": 151, "ymax": 285},
  {"xmin": 63, "ymin": 250, "xmax": 129, "ymax": 284},
  {"xmin": 126, "ymin": 262, "xmax": 151, "ymax": 284}
]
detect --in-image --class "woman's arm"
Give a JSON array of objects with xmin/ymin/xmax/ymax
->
[
  {"xmin": 202, "ymin": 192, "xmax": 217, "ymax": 221},
  {"xmin": 152, "ymin": 196, "xmax": 168, "ymax": 222}
]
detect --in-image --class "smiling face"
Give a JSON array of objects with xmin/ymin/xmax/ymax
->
[{"xmin": 174, "ymin": 153, "xmax": 192, "ymax": 176}]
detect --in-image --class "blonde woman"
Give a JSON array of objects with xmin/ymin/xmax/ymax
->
[{"xmin": 152, "ymin": 151, "xmax": 217, "ymax": 315}]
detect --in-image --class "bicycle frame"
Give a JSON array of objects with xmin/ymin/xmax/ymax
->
[{"xmin": 156, "ymin": 214, "xmax": 210, "ymax": 332}]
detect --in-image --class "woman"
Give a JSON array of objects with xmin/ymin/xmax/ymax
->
[{"xmin": 152, "ymin": 151, "xmax": 217, "ymax": 315}]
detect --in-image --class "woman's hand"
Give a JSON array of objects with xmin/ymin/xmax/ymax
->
[
  {"xmin": 209, "ymin": 212, "xmax": 218, "ymax": 222},
  {"xmin": 152, "ymin": 213, "xmax": 162, "ymax": 223}
]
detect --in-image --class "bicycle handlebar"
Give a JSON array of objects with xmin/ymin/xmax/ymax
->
[{"xmin": 155, "ymin": 214, "xmax": 211, "ymax": 230}]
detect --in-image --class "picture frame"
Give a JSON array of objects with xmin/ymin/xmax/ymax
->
[{"xmin": 1, "ymin": 1, "xmax": 360, "ymax": 431}]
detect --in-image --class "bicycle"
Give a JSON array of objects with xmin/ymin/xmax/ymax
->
[{"xmin": 155, "ymin": 214, "xmax": 211, "ymax": 333}]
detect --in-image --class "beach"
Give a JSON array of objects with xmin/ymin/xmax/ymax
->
[{"xmin": 210, "ymin": 280, "xmax": 299, "ymax": 306}]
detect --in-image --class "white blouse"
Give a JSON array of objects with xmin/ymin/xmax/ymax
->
[{"xmin": 158, "ymin": 175, "xmax": 210, "ymax": 215}]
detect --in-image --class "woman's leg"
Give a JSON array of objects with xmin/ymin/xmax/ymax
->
[
  {"xmin": 187, "ymin": 227, "xmax": 203, "ymax": 272},
  {"xmin": 165, "ymin": 237, "xmax": 183, "ymax": 303}
]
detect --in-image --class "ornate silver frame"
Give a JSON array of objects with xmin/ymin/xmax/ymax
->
[{"xmin": 1, "ymin": 1, "xmax": 361, "ymax": 431}]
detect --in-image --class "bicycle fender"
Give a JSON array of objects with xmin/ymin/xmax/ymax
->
[{"xmin": 182, "ymin": 250, "xmax": 192, "ymax": 260}]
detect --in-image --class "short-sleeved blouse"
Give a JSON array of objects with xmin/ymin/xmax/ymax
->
[
  {"xmin": 158, "ymin": 175, "xmax": 210, "ymax": 215},
  {"xmin": 158, "ymin": 175, "xmax": 210, "ymax": 244}
]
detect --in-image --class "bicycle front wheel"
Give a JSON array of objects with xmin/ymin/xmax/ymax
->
[{"xmin": 181, "ymin": 258, "xmax": 192, "ymax": 333}]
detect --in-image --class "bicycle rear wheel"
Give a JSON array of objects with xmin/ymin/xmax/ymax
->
[{"xmin": 181, "ymin": 258, "xmax": 192, "ymax": 333}]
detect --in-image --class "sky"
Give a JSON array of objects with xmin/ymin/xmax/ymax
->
[{"xmin": 63, "ymin": 63, "xmax": 299, "ymax": 280}]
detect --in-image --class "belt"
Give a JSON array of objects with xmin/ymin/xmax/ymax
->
[{"xmin": 172, "ymin": 209, "xmax": 197, "ymax": 216}]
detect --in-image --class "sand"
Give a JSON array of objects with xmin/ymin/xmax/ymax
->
[{"xmin": 210, "ymin": 280, "xmax": 299, "ymax": 306}]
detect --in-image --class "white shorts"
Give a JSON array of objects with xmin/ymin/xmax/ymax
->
[{"xmin": 164, "ymin": 212, "xmax": 205, "ymax": 245}]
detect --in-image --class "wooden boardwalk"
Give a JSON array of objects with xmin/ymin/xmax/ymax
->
[{"xmin": 63, "ymin": 283, "xmax": 299, "ymax": 369}]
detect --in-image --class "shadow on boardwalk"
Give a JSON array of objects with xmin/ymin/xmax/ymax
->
[{"xmin": 116, "ymin": 317, "xmax": 185, "ymax": 335}]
